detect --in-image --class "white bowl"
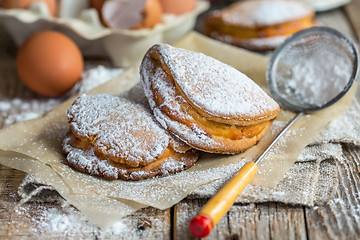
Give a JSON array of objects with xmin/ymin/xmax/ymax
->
[
  {"xmin": 0, "ymin": 0, "xmax": 209, "ymax": 67},
  {"xmin": 299, "ymin": 0, "xmax": 350, "ymax": 12}
]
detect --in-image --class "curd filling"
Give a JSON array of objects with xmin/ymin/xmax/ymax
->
[
  {"xmin": 151, "ymin": 55, "xmax": 269, "ymax": 141},
  {"xmin": 206, "ymin": 15, "xmax": 314, "ymax": 39},
  {"xmin": 69, "ymin": 133, "xmax": 176, "ymax": 168}
]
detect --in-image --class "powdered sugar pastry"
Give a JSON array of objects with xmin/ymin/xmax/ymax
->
[
  {"xmin": 64, "ymin": 93, "xmax": 198, "ymax": 180},
  {"xmin": 155, "ymin": 44, "xmax": 279, "ymax": 121},
  {"xmin": 222, "ymin": 0, "xmax": 312, "ymax": 27},
  {"xmin": 140, "ymin": 44, "xmax": 280, "ymax": 154}
]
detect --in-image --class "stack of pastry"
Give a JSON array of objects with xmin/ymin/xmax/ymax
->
[
  {"xmin": 203, "ymin": 0, "xmax": 315, "ymax": 51},
  {"xmin": 63, "ymin": 44, "xmax": 280, "ymax": 180}
]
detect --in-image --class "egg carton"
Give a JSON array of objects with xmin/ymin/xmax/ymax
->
[{"xmin": 0, "ymin": 0, "xmax": 209, "ymax": 67}]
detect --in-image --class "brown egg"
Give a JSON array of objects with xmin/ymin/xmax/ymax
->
[
  {"xmin": 159, "ymin": 0, "xmax": 195, "ymax": 15},
  {"xmin": 133, "ymin": 0, "xmax": 163, "ymax": 29},
  {"xmin": 96, "ymin": 0, "xmax": 163, "ymax": 29},
  {"xmin": 0, "ymin": 0, "xmax": 57, "ymax": 16},
  {"xmin": 16, "ymin": 31, "xmax": 83, "ymax": 97}
]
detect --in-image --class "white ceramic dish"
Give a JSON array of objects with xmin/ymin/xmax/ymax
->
[
  {"xmin": 0, "ymin": 0, "xmax": 209, "ymax": 67},
  {"xmin": 299, "ymin": 0, "xmax": 351, "ymax": 12}
]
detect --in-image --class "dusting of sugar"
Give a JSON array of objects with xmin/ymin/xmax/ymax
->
[
  {"xmin": 12, "ymin": 202, "xmax": 138, "ymax": 237},
  {"xmin": 153, "ymin": 44, "xmax": 279, "ymax": 119},
  {"xmin": 0, "ymin": 65, "xmax": 123, "ymax": 127},
  {"xmin": 326, "ymin": 196, "xmax": 360, "ymax": 222},
  {"xmin": 13, "ymin": 202, "xmax": 95, "ymax": 236},
  {"xmin": 281, "ymin": 50, "xmax": 352, "ymax": 107},
  {"xmin": 297, "ymin": 143, "xmax": 344, "ymax": 163},
  {"xmin": 78, "ymin": 65, "xmax": 124, "ymax": 93},
  {"xmin": 220, "ymin": 0, "xmax": 312, "ymax": 27},
  {"xmin": 0, "ymin": 98, "xmax": 61, "ymax": 126},
  {"xmin": 315, "ymin": 94, "xmax": 360, "ymax": 144}
]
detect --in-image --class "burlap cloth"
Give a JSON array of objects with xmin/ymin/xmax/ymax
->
[{"xmin": 1, "ymin": 32, "xmax": 359, "ymax": 229}]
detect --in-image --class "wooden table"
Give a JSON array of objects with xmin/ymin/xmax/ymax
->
[{"xmin": 1, "ymin": 1, "xmax": 360, "ymax": 239}]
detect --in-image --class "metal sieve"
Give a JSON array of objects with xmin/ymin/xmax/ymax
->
[
  {"xmin": 257, "ymin": 26, "xmax": 359, "ymax": 162},
  {"xmin": 267, "ymin": 26, "xmax": 358, "ymax": 113}
]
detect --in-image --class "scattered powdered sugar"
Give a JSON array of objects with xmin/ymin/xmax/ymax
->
[
  {"xmin": 12, "ymin": 202, "xmax": 138, "ymax": 237},
  {"xmin": 0, "ymin": 98, "xmax": 60, "ymax": 126},
  {"xmin": 324, "ymin": 195, "xmax": 360, "ymax": 223},
  {"xmin": 12, "ymin": 202, "xmax": 95, "ymax": 235},
  {"xmin": 0, "ymin": 65, "xmax": 123, "ymax": 127},
  {"xmin": 315, "ymin": 94, "xmax": 360, "ymax": 144},
  {"xmin": 297, "ymin": 143, "xmax": 344, "ymax": 163},
  {"xmin": 79, "ymin": 65, "xmax": 124, "ymax": 93},
  {"xmin": 221, "ymin": 0, "xmax": 312, "ymax": 27}
]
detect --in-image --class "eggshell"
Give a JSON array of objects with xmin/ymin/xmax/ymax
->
[
  {"xmin": 16, "ymin": 31, "xmax": 83, "ymax": 97},
  {"xmin": 0, "ymin": 0, "xmax": 57, "ymax": 16},
  {"xmin": 159, "ymin": 0, "xmax": 195, "ymax": 15},
  {"xmin": 97, "ymin": 0, "xmax": 163, "ymax": 29}
]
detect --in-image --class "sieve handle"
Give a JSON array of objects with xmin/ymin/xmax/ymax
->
[
  {"xmin": 255, "ymin": 111, "xmax": 304, "ymax": 164},
  {"xmin": 189, "ymin": 161, "xmax": 258, "ymax": 238}
]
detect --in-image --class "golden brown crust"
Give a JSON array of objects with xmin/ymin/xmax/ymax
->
[{"xmin": 63, "ymin": 132, "xmax": 199, "ymax": 180}]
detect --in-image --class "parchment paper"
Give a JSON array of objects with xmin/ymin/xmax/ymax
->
[{"xmin": 0, "ymin": 32, "xmax": 356, "ymax": 229}]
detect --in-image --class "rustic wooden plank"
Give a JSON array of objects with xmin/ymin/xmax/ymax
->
[
  {"xmin": 0, "ymin": 165, "xmax": 25, "ymax": 239},
  {"xmin": 110, "ymin": 207, "xmax": 172, "ymax": 240},
  {"xmin": 344, "ymin": 0, "xmax": 360, "ymax": 41},
  {"xmin": 174, "ymin": 200, "xmax": 307, "ymax": 240},
  {"xmin": 5, "ymin": 203, "xmax": 171, "ymax": 239},
  {"xmin": 227, "ymin": 203, "xmax": 259, "ymax": 239},
  {"xmin": 305, "ymin": 145, "xmax": 360, "ymax": 240},
  {"xmin": 174, "ymin": 199, "xmax": 231, "ymax": 240},
  {"xmin": 0, "ymin": 166, "xmax": 171, "ymax": 239},
  {"xmin": 3, "ymin": 192, "xmax": 171, "ymax": 239},
  {"xmin": 268, "ymin": 203, "xmax": 307, "ymax": 240},
  {"xmin": 227, "ymin": 203, "xmax": 271, "ymax": 240},
  {"xmin": 7, "ymin": 202, "xmax": 97, "ymax": 239}
]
